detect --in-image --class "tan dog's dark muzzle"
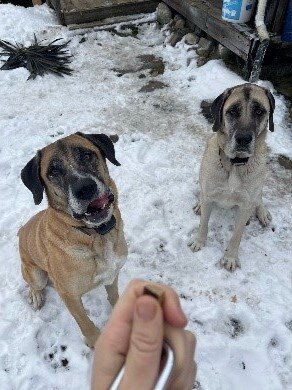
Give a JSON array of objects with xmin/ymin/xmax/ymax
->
[
  {"xmin": 235, "ymin": 133, "xmax": 253, "ymax": 147},
  {"xmin": 71, "ymin": 178, "xmax": 98, "ymax": 201}
]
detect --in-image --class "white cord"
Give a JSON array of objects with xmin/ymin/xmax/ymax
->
[{"xmin": 255, "ymin": 0, "xmax": 269, "ymax": 41}]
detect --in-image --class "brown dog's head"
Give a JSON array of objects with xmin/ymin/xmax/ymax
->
[
  {"xmin": 21, "ymin": 132, "xmax": 120, "ymax": 227},
  {"xmin": 211, "ymin": 83, "xmax": 275, "ymax": 159}
]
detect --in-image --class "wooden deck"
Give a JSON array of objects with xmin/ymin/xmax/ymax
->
[
  {"xmin": 163, "ymin": 0, "xmax": 257, "ymax": 62},
  {"xmin": 163, "ymin": 0, "xmax": 290, "ymax": 81},
  {"xmin": 50, "ymin": 0, "xmax": 159, "ymax": 26}
]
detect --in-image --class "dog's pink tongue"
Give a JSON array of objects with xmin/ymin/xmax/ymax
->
[{"xmin": 90, "ymin": 195, "xmax": 108, "ymax": 209}]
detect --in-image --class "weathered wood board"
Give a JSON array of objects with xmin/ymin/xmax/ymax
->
[
  {"xmin": 163, "ymin": 0, "xmax": 257, "ymax": 61},
  {"xmin": 50, "ymin": 0, "xmax": 159, "ymax": 25}
]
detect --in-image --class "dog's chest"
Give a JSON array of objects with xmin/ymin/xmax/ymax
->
[
  {"xmin": 92, "ymin": 240, "xmax": 126, "ymax": 286},
  {"xmin": 208, "ymin": 167, "xmax": 254, "ymax": 206}
]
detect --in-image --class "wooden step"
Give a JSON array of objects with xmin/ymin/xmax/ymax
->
[{"xmin": 50, "ymin": 0, "xmax": 159, "ymax": 26}]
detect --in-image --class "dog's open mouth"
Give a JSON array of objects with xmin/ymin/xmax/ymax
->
[
  {"xmin": 72, "ymin": 193, "xmax": 114, "ymax": 223},
  {"xmin": 230, "ymin": 156, "xmax": 249, "ymax": 165}
]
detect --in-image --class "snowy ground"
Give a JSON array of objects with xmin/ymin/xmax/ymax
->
[{"xmin": 0, "ymin": 4, "xmax": 291, "ymax": 390}]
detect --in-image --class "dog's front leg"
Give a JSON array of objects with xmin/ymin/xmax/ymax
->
[
  {"xmin": 189, "ymin": 201, "xmax": 213, "ymax": 252},
  {"xmin": 220, "ymin": 206, "xmax": 253, "ymax": 272},
  {"xmin": 256, "ymin": 199, "xmax": 272, "ymax": 227},
  {"xmin": 59, "ymin": 292, "xmax": 100, "ymax": 347},
  {"xmin": 105, "ymin": 275, "xmax": 119, "ymax": 307}
]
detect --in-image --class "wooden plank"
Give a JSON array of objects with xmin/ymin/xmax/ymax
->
[
  {"xmin": 60, "ymin": 0, "xmax": 159, "ymax": 25},
  {"xmin": 249, "ymin": 40, "xmax": 269, "ymax": 82},
  {"xmin": 164, "ymin": 0, "xmax": 256, "ymax": 60},
  {"xmin": 62, "ymin": 0, "xmax": 156, "ymax": 12},
  {"xmin": 61, "ymin": 0, "xmax": 100, "ymax": 11},
  {"xmin": 67, "ymin": 12, "xmax": 155, "ymax": 30},
  {"xmin": 206, "ymin": 16, "xmax": 255, "ymax": 60}
]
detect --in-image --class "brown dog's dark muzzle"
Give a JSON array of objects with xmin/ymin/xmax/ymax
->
[{"xmin": 71, "ymin": 178, "xmax": 98, "ymax": 201}]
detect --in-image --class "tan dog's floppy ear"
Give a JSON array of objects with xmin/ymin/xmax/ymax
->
[
  {"xmin": 76, "ymin": 132, "xmax": 121, "ymax": 166},
  {"xmin": 21, "ymin": 151, "xmax": 44, "ymax": 205},
  {"xmin": 211, "ymin": 88, "xmax": 232, "ymax": 132},
  {"xmin": 265, "ymin": 89, "xmax": 275, "ymax": 132}
]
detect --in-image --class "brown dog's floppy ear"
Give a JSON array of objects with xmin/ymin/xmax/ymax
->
[
  {"xmin": 21, "ymin": 151, "xmax": 44, "ymax": 205},
  {"xmin": 265, "ymin": 89, "xmax": 275, "ymax": 132},
  {"xmin": 76, "ymin": 132, "xmax": 121, "ymax": 166},
  {"xmin": 211, "ymin": 88, "xmax": 232, "ymax": 132}
]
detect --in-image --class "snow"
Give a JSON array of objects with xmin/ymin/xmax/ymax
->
[{"xmin": 0, "ymin": 4, "xmax": 292, "ymax": 390}]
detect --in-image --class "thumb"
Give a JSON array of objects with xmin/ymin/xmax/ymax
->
[{"xmin": 120, "ymin": 295, "xmax": 163, "ymax": 390}]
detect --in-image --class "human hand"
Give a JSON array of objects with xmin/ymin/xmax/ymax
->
[{"xmin": 91, "ymin": 279, "xmax": 196, "ymax": 389}]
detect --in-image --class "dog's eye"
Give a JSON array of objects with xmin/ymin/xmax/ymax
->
[
  {"xmin": 48, "ymin": 166, "xmax": 63, "ymax": 178},
  {"xmin": 227, "ymin": 108, "xmax": 240, "ymax": 117},
  {"xmin": 255, "ymin": 108, "xmax": 264, "ymax": 116},
  {"xmin": 82, "ymin": 151, "xmax": 94, "ymax": 161}
]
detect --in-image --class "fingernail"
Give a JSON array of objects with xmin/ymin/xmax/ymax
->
[{"xmin": 137, "ymin": 299, "xmax": 157, "ymax": 322}]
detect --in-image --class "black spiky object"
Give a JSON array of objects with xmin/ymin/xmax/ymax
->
[{"xmin": 0, "ymin": 36, "xmax": 73, "ymax": 80}]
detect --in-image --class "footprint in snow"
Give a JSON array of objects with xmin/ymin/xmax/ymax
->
[
  {"xmin": 44, "ymin": 344, "xmax": 69, "ymax": 370},
  {"xmin": 226, "ymin": 318, "xmax": 244, "ymax": 338}
]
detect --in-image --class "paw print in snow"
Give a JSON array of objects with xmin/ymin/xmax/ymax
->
[
  {"xmin": 44, "ymin": 344, "xmax": 69, "ymax": 370},
  {"xmin": 226, "ymin": 318, "xmax": 244, "ymax": 338}
]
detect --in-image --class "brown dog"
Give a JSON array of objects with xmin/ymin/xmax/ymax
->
[{"xmin": 18, "ymin": 132, "xmax": 127, "ymax": 347}]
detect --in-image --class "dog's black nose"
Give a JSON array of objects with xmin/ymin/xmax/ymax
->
[
  {"xmin": 236, "ymin": 134, "xmax": 253, "ymax": 146},
  {"xmin": 71, "ymin": 178, "xmax": 97, "ymax": 201}
]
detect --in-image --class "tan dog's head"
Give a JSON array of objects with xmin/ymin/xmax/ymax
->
[
  {"xmin": 21, "ymin": 132, "xmax": 120, "ymax": 227},
  {"xmin": 211, "ymin": 83, "xmax": 275, "ymax": 160}
]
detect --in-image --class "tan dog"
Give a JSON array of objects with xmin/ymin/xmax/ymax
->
[
  {"xmin": 189, "ymin": 83, "xmax": 275, "ymax": 271},
  {"xmin": 18, "ymin": 132, "xmax": 127, "ymax": 347}
]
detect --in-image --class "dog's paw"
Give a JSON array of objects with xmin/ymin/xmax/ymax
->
[
  {"xmin": 220, "ymin": 256, "xmax": 241, "ymax": 272},
  {"xmin": 256, "ymin": 206, "xmax": 272, "ymax": 227},
  {"xmin": 193, "ymin": 202, "xmax": 201, "ymax": 215},
  {"xmin": 188, "ymin": 237, "xmax": 205, "ymax": 252},
  {"xmin": 28, "ymin": 288, "xmax": 45, "ymax": 310}
]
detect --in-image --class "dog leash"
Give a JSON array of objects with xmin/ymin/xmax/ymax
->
[{"xmin": 110, "ymin": 285, "xmax": 175, "ymax": 390}]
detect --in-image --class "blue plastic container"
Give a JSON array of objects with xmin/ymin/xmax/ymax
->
[
  {"xmin": 222, "ymin": 0, "xmax": 255, "ymax": 23},
  {"xmin": 282, "ymin": 0, "xmax": 292, "ymax": 42}
]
